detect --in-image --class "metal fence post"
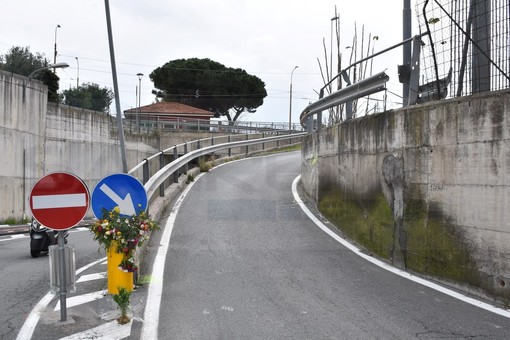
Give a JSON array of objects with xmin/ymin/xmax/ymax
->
[
  {"xmin": 142, "ymin": 159, "xmax": 149, "ymax": 184},
  {"xmin": 173, "ymin": 146, "xmax": 179, "ymax": 183},
  {"xmin": 159, "ymin": 152, "xmax": 165, "ymax": 197},
  {"xmin": 183, "ymin": 143, "xmax": 189, "ymax": 174},
  {"xmin": 228, "ymin": 135, "xmax": 232, "ymax": 157},
  {"xmin": 245, "ymin": 134, "xmax": 249, "ymax": 154}
]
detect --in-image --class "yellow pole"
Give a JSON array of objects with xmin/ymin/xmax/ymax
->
[{"xmin": 107, "ymin": 242, "xmax": 133, "ymax": 294}]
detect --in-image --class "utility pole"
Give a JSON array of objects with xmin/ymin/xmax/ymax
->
[{"xmin": 402, "ymin": 0, "xmax": 412, "ymax": 105}]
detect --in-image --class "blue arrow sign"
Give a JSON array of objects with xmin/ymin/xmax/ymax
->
[{"xmin": 91, "ymin": 173, "xmax": 148, "ymax": 219}]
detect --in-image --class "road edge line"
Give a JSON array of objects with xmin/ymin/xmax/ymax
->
[{"xmin": 291, "ymin": 175, "xmax": 510, "ymax": 319}]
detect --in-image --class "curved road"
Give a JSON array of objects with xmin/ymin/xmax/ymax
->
[{"xmin": 145, "ymin": 151, "xmax": 510, "ymax": 339}]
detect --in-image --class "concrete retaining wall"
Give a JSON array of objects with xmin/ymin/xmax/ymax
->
[
  {"xmin": 0, "ymin": 70, "xmax": 159, "ymax": 221},
  {"xmin": 301, "ymin": 89, "xmax": 510, "ymax": 304}
]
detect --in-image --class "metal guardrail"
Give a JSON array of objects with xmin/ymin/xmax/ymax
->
[
  {"xmin": 300, "ymin": 71, "xmax": 389, "ymax": 131},
  {"xmin": 128, "ymin": 132, "xmax": 306, "ymax": 206}
]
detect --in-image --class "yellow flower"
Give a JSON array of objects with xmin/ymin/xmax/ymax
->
[{"xmin": 113, "ymin": 206, "xmax": 120, "ymax": 213}]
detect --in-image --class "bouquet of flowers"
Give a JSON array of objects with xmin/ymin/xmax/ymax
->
[{"xmin": 90, "ymin": 206, "xmax": 158, "ymax": 272}]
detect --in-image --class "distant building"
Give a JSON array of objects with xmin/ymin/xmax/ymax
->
[{"xmin": 124, "ymin": 102, "xmax": 214, "ymax": 130}]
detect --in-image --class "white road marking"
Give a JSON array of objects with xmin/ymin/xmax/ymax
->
[
  {"xmin": 76, "ymin": 272, "xmax": 107, "ymax": 283},
  {"xmin": 16, "ymin": 257, "xmax": 107, "ymax": 340},
  {"xmin": 54, "ymin": 290, "xmax": 108, "ymax": 311},
  {"xmin": 15, "ymin": 292, "xmax": 54, "ymax": 340},
  {"xmin": 32, "ymin": 193, "xmax": 87, "ymax": 209},
  {"xmin": 57, "ymin": 319, "xmax": 133, "ymax": 340},
  {"xmin": 141, "ymin": 173, "xmax": 203, "ymax": 340},
  {"xmin": 291, "ymin": 175, "xmax": 510, "ymax": 319},
  {"xmin": 0, "ymin": 236, "xmax": 28, "ymax": 243},
  {"xmin": 10, "ymin": 234, "xmax": 26, "ymax": 239},
  {"xmin": 76, "ymin": 257, "xmax": 107, "ymax": 275}
]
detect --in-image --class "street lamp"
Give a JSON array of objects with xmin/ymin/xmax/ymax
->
[
  {"xmin": 330, "ymin": 16, "xmax": 339, "ymax": 93},
  {"xmin": 75, "ymin": 57, "xmax": 80, "ymax": 88},
  {"xmin": 54, "ymin": 24, "xmax": 61, "ymax": 65},
  {"xmin": 289, "ymin": 65, "xmax": 298, "ymax": 131},
  {"xmin": 136, "ymin": 73, "xmax": 144, "ymax": 127},
  {"xmin": 28, "ymin": 62, "xmax": 69, "ymax": 80}
]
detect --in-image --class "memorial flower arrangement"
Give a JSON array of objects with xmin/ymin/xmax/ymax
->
[{"xmin": 90, "ymin": 206, "xmax": 158, "ymax": 272}]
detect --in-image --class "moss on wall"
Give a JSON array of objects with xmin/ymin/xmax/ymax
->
[
  {"xmin": 318, "ymin": 188, "xmax": 394, "ymax": 259},
  {"xmin": 318, "ymin": 184, "xmax": 481, "ymax": 294},
  {"xmin": 404, "ymin": 197, "xmax": 479, "ymax": 286}
]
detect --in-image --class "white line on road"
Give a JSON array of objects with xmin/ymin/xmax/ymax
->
[
  {"xmin": 16, "ymin": 257, "xmax": 107, "ymax": 340},
  {"xmin": 141, "ymin": 173, "xmax": 203, "ymax": 340},
  {"xmin": 76, "ymin": 272, "xmax": 107, "ymax": 283},
  {"xmin": 15, "ymin": 292, "xmax": 54, "ymax": 340},
  {"xmin": 291, "ymin": 175, "xmax": 510, "ymax": 319},
  {"xmin": 54, "ymin": 290, "xmax": 108, "ymax": 311},
  {"xmin": 57, "ymin": 319, "xmax": 133, "ymax": 340},
  {"xmin": 32, "ymin": 193, "xmax": 87, "ymax": 209}
]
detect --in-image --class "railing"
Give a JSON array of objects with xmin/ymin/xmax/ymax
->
[
  {"xmin": 128, "ymin": 131, "xmax": 306, "ymax": 207},
  {"xmin": 122, "ymin": 117, "xmax": 305, "ymax": 135},
  {"xmin": 300, "ymin": 71, "xmax": 390, "ymax": 132}
]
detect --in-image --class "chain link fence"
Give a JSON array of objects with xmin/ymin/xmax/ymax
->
[{"xmin": 416, "ymin": 0, "xmax": 510, "ymax": 98}]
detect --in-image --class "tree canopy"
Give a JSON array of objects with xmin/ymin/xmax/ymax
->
[
  {"xmin": 150, "ymin": 58, "xmax": 267, "ymax": 121},
  {"xmin": 61, "ymin": 83, "xmax": 114, "ymax": 113},
  {"xmin": 0, "ymin": 46, "xmax": 60, "ymax": 102}
]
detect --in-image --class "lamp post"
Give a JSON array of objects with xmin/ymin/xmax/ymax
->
[
  {"xmin": 75, "ymin": 57, "xmax": 79, "ymax": 88},
  {"xmin": 54, "ymin": 24, "xmax": 61, "ymax": 65},
  {"xmin": 136, "ymin": 73, "xmax": 143, "ymax": 128},
  {"xmin": 289, "ymin": 66, "xmax": 298, "ymax": 131},
  {"xmin": 28, "ymin": 62, "xmax": 69, "ymax": 80},
  {"xmin": 330, "ymin": 16, "xmax": 339, "ymax": 93}
]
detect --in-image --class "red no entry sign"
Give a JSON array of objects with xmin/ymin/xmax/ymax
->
[{"xmin": 29, "ymin": 172, "xmax": 90, "ymax": 230}]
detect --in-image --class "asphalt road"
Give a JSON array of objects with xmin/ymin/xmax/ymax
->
[
  {"xmin": 152, "ymin": 151, "xmax": 510, "ymax": 339},
  {"xmin": 0, "ymin": 227, "xmax": 103, "ymax": 340}
]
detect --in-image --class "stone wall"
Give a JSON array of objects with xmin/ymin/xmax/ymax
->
[{"xmin": 301, "ymin": 89, "xmax": 510, "ymax": 304}]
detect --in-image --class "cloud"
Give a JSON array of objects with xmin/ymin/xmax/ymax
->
[{"xmin": 1, "ymin": 0, "xmax": 407, "ymax": 123}]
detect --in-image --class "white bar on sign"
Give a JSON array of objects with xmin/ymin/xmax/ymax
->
[{"xmin": 32, "ymin": 193, "xmax": 87, "ymax": 209}]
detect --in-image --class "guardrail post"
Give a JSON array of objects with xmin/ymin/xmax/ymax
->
[
  {"xmin": 228, "ymin": 135, "xmax": 232, "ymax": 157},
  {"xmin": 142, "ymin": 159, "xmax": 149, "ymax": 184},
  {"xmin": 245, "ymin": 134, "xmax": 249, "ymax": 154},
  {"xmin": 262, "ymin": 133, "xmax": 265, "ymax": 150},
  {"xmin": 184, "ymin": 143, "xmax": 189, "ymax": 174},
  {"xmin": 159, "ymin": 152, "xmax": 165, "ymax": 197},
  {"xmin": 173, "ymin": 146, "xmax": 179, "ymax": 183},
  {"xmin": 276, "ymin": 131, "xmax": 280, "ymax": 148}
]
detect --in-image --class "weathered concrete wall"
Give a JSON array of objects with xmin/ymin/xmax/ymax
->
[
  {"xmin": 0, "ymin": 71, "xmax": 47, "ymax": 221},
  {"xmin": 0, "ymin": 71, "xmax": 159, "ymax": 221},
  {"xmin": 301, "ymin": 89, "xmax": 510, "ymax": 303}
]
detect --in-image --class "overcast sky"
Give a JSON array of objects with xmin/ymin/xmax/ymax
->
[{"xmin": 1, "ymin": 1, "xmax": 415, "ymax": 123}]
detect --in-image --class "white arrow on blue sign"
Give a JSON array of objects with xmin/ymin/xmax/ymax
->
[{"xmin": 91, "ymin": 173, "xmax": 148, "ymax": 219}]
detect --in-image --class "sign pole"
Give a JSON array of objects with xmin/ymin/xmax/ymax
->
[
  {"xmin": 58, "ymin": 231, "xmax": 67, "ymax": 321},
  {"xmin": 29, "ymin": 172, "xmax": 90, "ymax": 323}
]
